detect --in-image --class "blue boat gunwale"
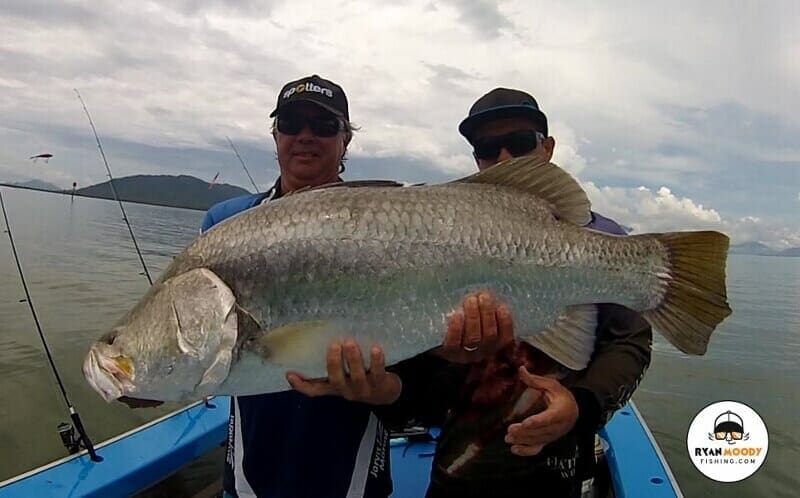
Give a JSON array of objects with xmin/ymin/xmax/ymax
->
[
  {"xmin": 600, "ymin": 401, "xmax": 683, "ymax": 498},
  {"xmin": 0, "ymin": 397, "xmax": 230, "ymax": 498},
  {"xmin": 0, "ymin": 398, "xmax": 683, "ymax": 497}
]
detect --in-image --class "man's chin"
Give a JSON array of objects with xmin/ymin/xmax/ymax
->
[{"xmin": 287, "ymin": 162, "xmax": 337, "ymax": 183}]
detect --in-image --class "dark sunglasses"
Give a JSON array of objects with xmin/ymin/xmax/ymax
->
[
  {"xmin": 472, "ymin": 129, "xmax": 543, "ymax": 160},
  {"xmin": 277, "ymin": 114, "xmax": 343, "ymax": 137}
]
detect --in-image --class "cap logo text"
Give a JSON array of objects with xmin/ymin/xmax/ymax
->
[{"xmin": 283, "ymin": 82, "xmax": 334, "ymax": 100}]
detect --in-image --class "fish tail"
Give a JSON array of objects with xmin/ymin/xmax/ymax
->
[{"xmin": 643, "ymin": 231, "xmax": 732, "ymax": 355}]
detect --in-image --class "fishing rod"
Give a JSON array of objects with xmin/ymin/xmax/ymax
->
[
  {"xmin": 0, "ymin": 190, "xmax": 101, "ymax": 461},
  {"xmin": 74, "ymin": 88, "xmax": 153, "ymax": 285},
  {"xmin": 226, "ymin": 136, "xmax": 260, "ymax": 193}
]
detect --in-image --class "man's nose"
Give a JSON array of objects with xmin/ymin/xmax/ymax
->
[{"xmin": 296, "ymin": 125, "xmax": 315, "ymax": 141}]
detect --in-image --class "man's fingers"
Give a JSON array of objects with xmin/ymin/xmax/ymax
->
[
  {"xmin": 369, "ymin": 345, "xmax": 386, "ymax": 378},
  {"xmin": 518, "ymin": 366, "xmax": 556, "ymax": 391},
  {"xmin": 496, "ymin": 304, "xmax": 514, "ymax": 347},
  {"xmin": 510, "ymin": 444, "xmax": 545, "ymax": 457},
  {"xmin": 343, "ymin": 340, "xmax": 369, "ymax": 397},
  {"xmin": 344, "ymin": 341, "xmax": 367, "ymax": 382},
  {"xmin": 509, "ymin": 433, "xmax": 558, "ymax": 447},
  {"xmin": 463, "ymin": 294, "xmax": 482, "ymax": 348},
  {"xmin": 327, "ymin": 342, "xmax": 347, "ymax": 388},
  {"xmin": 443, "ymin": 310, "xmax": 465, "ymax": 351},
  {"xmin": 520, "ymin": 408, "xmax": 557, "ymax": 430},
  {"xmin": 287, "ymin": 373, "xmax": 336, "ymax": 397},
  {"xmin": 506, "ymin": 427, "xmax": 559, "ymax": 447},
  {"xmin": 478, "ymin": 292, "xmax": 498, "ymax": 345}
]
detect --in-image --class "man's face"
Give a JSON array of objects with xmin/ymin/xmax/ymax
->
[
  {"xmin": 274, "ymin": 101, "xmax": 348, "ymax": 189},
  {"xmin": 471, "ymin": 117, "xmax": 555, "ymax": 171}
]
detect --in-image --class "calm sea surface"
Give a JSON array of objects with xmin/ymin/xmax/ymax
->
[{"xmin": 0, "ymin": 188, "xmax": 797, "ymax": 497}]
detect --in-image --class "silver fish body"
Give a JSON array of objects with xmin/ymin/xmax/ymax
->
[{"xmin": 84, "ymin": 158, "xmax": 731, "ymax": 402}]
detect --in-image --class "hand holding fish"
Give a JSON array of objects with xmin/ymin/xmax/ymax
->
[
  {"xmin": 505, "ymin": 366, "xmax": 579, "ymax": 456},
  {"xmin": 287, "ymin": 340, "xmax": 403, "ymax": 405},
  {"xmin": 435, "ymin": 291, "xmax": 515, "ymax": 363}
]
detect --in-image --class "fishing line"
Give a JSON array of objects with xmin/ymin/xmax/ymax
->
[
  {"xmin": 226, "ymin": 136, "xmax": 260, "ymax": 193},
  {"xmin": 74, "ymin": 88, "xmax": 153, "ymax": 285},
  {"xmin": 0, "ymin": 190, "xmax": 101, "ymax": 461}
]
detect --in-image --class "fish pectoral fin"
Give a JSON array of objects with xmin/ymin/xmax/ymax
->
[
  {"xmin": 235, "ymin": 303, "xmax": 264, "ymax": 336},
  {"xmin": 523, "ymin": 304, "xmax": 597, "ymax": 370},
  {"xmin": 196, "ymin": 349, "xmax": 232, "ymax": 395},
  {"xmin": 452, "ymin": 157, "xmax": 592, "ymax": 226},
  {"xmin": 256, "ymin": 321, "xmax": 338, "ymax": 367}
]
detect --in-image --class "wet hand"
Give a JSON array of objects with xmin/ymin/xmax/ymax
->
[
  {"xmin": 435, "ymin": 291, "xmax": 515, "ymax": 363},
  {"xmin": 505, "ymin": 366, "xmax": 579, "ymax": 456},
  {"xmin": 287, "ymin": 340, "xmax": 402, "ymax": 405}
]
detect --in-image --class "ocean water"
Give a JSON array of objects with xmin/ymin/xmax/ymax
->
[{"xmin": 0, "ymin": 187, "xmax": 797, "ymax": 497}]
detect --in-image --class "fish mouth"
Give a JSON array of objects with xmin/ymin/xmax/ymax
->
[{"xmin": 83, "ymin": 346, "xmax": 136, "ymax": 402}]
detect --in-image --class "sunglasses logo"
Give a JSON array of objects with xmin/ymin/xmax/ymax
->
[
  {"xmin": 708, "ymin": 410, "xmax": 750, "ymax": 445},
  {"xmin": 283, "ymin": 82, "xmax": 334, "ymax": 100}
]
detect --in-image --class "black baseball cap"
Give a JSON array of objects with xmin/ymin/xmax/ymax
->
[
  {"xmin": 269, "ymin": 75, "xmax": 349, "ymax": 120},
  {"xmin": 458, "ymin": 88, "xmax": 548, "ymax": 142}
]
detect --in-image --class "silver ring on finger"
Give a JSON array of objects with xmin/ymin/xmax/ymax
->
[{"xmin": 463, "ymin": 344, "xmax": 479, "ymax": 352}]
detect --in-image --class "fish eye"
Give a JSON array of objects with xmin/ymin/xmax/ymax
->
[{"xmin": 100, "ymin": 329, "xmax": 120, "ymax": 345}]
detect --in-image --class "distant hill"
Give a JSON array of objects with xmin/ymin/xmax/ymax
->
[
  {"xmin": 76, "ymin": 175, "xmax": 252, "ymax": 211},
  {"xmin": 9, "ymin": 179, "xmax": 61, "ymax": 191},
  {"xmin": 730, "ymin": 242, "xmax": 800, "ymax": 257},
  {"xmin": 778, "ymin": 247, "xmax": 800, "ymax": 257},
  {"xmin": 729, "ymin": 241, "xmax": 777, "ymax": 256}
]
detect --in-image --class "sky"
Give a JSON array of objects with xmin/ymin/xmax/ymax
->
[{"xmin": 1, "ymin": 0, "xmax": 798, "ymax": 248}]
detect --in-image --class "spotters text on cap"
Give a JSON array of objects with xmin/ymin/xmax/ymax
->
[{"xmin": 283, "ymin": 82, "xmax": 334, "ymax": 100}]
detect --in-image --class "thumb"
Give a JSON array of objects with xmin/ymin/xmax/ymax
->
[
  {"xmin": 286, "ymin": 371, "xmax": 303, "ymax": 388},
  {"xmin": 518, "ymin": 366, "xmax": 555, "ymax": 391}
]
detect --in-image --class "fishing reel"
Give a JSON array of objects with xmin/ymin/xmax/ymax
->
[{"xmin": 57, "ymin": 421, "xmax": 84, "ymax": 454}]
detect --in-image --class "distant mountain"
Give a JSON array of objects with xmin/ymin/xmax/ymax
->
[
  {"xmin": 778, "ymin": 247, "xmax": 800, "ymax": 257},
  {"xmin": 76, "ymin": 175, "xmax": 252, "ymax": 211},
  {"xmin": 8, "ymin": 179, "xmax": 61, "ymax": 191},
  {"xmin": 730, "ymin": 242, "xmax": 800, "ymax": 257},
  {"xmin": 729, "ymin": 241, "xmax": 777, "ymax": 255}
]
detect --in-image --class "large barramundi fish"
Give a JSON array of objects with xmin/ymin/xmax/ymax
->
[{"xmin": 83, "ymin": 157, "xmax": 731, "ymax": 403}]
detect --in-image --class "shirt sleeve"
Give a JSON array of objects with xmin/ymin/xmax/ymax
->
[
  {"xmin": 200, "ymin": 209, "xmax": 216, "ymax": 233},
  {"xmin": 565, "ymin": 303, "xmax": 652, "ymax": 432},
  {"xmin": 372, "ymin": 353, "xmax": 467, "ymax": 430}
]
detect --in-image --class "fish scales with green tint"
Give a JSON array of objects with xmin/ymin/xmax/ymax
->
[{"xmin": 83, "ymin": 158, "xmax": 731, "ymax": 402}]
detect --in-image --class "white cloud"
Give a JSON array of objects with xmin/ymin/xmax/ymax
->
[
  {"xmin": 583, "ymin": 182, "xmax": 800, "ymax": 249},
  {"xmin": 0, "ymin": 0, "xmax": 797, "ymax": 243}
]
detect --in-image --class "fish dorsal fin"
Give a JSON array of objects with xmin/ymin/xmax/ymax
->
[{"xmin": 453, "ymin": 157, "xmax": 592, "ymax": 226}]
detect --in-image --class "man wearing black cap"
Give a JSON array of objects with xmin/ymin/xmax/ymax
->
[
  {"xmin": 462, "ymin": 88, "xmax": 651, "ymax": 496},
  {"xmin": 383, "ymin": 89, "xmax": 654, "ymax": 498},
  {"xmin": 200, "ymin": 75, "xmax": 518, "ymax": 498},
  {"xmin": 201, "ymin": 75, "xmax": 404, "ymax": 498}
]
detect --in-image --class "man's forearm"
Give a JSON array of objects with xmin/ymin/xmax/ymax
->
[{"xmin": 566, "ymin": 303, "xmax": 652, "ymax": 431}]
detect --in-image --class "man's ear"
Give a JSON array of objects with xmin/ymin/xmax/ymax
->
[{"xmin": 543, "ymin": 136, "xmax": 556, "ymax": 160}]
